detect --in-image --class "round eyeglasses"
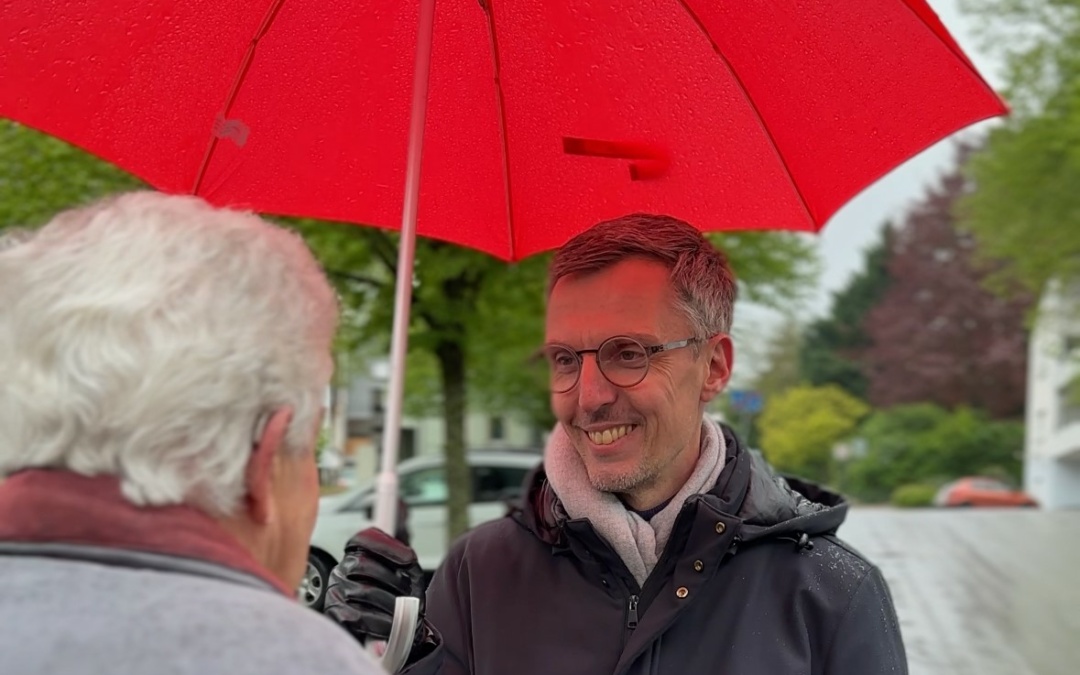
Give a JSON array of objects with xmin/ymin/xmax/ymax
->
[{"xmin": 540, "ymin": 335, "xmax": 702, "ymax": 394}]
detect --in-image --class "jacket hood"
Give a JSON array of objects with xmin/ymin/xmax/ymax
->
[{"xmin": 512, "ymin": 423, "xmax": 848, "ymax": 548}]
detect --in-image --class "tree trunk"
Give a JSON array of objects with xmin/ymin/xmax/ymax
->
[
  {"xmin": 436, "ymin": 338, "xmax": 471, "ymax": 541},
  {"xmin": 332, "ymin": 385, "xmax": 349, "ymax": 453}
]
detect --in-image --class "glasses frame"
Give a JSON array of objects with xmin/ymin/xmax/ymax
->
[{"xmin": 541, "ymin": 335, "xmax": 703, "ymax": 393}]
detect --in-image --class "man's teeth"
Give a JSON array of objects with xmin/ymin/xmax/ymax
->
[{"xmin": 588, "ymin": 425, "xmax": 634, "ymax": 446}]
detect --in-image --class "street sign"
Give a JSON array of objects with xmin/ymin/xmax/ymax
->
[{"xmin": 729, "ymin": 389, "xmax": 764, "ymax": 415}]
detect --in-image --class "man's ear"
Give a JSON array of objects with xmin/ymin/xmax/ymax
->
[
  {"xmin": 700, "ymin": 335, "xmax": 734, "ymax": 404},
  {"xmin": 245, "ymin": 408, "xmax": 293, "ymax": 525}
]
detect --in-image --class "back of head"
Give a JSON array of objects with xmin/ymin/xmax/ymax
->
[
  {"xmin": 0, "ymin": 192, "xmax": 338, "ymax": 516},
  {"xmin": 549, "ymin": 214, "xmax": 738, "ymax": 336}
]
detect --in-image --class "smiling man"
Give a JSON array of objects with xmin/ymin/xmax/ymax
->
[
  {"xmin": 327, "ymin": 214, "xmax": 907, "ymax": 674},
  {"xmin": 543, "ymin": 254, "xmax": 732, "ymax": 517}
]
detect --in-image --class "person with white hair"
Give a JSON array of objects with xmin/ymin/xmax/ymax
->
[{"xmin": 0, "ymin": 192, "xmax": 440, "ymax": 675}]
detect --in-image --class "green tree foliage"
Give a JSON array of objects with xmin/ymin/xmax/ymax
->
[
  {"xmin": 840, "ymin": 403, "xmax": 1024, "ymax": 503},
  {"xmin": 731, "ymin": 316, "xmax": 806, "ymax": 449},
  {"xmin": 889, "ymin": 483, "xmax": 938, "ymax": 508},
  {"xmin": 710, "ymin": 231, "xmax": 820, "ymax": 309},
  {"xmin": 959, "ymin": 0, "xmax": 1080, "ymax": 293},
  {"xmin": 799, "ymin": 231, "xmax": 892, "ymax": 397},
  {"xmin": 758, "ymin": 385, "xmax": 870, "ymax": 484},
  {"xmin": 297, "ymin": 224, "xmax": 551, "ymax": 540},
  {"xmin": 0, "ymin": 120, "xmax": 142, "ymax": 228},
  {"xmin": 749, "ymin": 316, "xmax": 805, "ymax": 400}
]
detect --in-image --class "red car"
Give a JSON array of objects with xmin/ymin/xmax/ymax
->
[{"xmin": 933, "ymin": 477, "xmax": 1038, "ymax": 508}]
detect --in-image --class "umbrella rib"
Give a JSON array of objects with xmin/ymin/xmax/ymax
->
[
  {"xmin": 192, "ymin": 0, "xmax": 289, "ymax": 195},
  {"xmin": 674, "ymin": 0, "xmax": 817, "ymax": 230},
  {"xmin": 481, "ymin": 0, "xmax": 517, "ymax": 260}
]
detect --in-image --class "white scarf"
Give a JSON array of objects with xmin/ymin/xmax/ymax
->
[{"xmin": 544, "ymin": 417, "xmax": 726, "ymax": 586}]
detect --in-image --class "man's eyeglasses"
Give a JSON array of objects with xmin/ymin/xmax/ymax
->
[{"xmin": 539, "ymin": 335, "xmax": 702, "ymax": 394}]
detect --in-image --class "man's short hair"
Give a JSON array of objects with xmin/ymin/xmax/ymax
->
[{"xmin": 549, "ymin": 214, "xmax": 737, "ymax": 336}]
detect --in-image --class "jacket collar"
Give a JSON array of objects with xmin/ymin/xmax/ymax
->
[
  {"xmin": 0, "ymin": 469, "xmax": 293, "ymax": 596},
  {"xmin": 512, "ymin": 423, "xmax": 849, "ymax": 549}
]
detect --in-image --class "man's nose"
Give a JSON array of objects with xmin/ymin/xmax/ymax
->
[{"xmin": 577, "ymin": 355, "xmax": 618, "ymax": 413}]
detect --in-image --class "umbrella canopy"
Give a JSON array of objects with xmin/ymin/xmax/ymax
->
[{"xmin": 1, "ymin": 0, "xmax": 1004, "ymax": 261}]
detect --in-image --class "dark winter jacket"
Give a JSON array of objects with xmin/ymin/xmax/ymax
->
[{"xmin": 424, "ymin": 425, "xmax": 907, "ymax": 674}]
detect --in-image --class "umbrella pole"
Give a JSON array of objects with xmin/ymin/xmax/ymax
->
[{"xmin": 373, "ymin": 0, "xmax": 437, "ymax": 538}]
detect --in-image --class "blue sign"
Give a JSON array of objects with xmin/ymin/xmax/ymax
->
[{"xmin": 729, "ymin": 389, "xmax": 764, "ymax": 415}]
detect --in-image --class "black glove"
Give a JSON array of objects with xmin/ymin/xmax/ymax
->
[{"xmin": 324, "ymin": 527, "xmax": 434, "ymax": 654}]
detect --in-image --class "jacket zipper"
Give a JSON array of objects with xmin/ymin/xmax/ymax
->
[{"xmin": 621, "ymin": 501, "xmax": 697, "ymax": 634}]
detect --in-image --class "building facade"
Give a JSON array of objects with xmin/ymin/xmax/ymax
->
[
  {"xmin": 333, "ymin": 360, "xmax": 544, "ymax": 487},
  {"xmin": 1024, "ymin": 282, "xmax": 1080, "ymax": 509}
]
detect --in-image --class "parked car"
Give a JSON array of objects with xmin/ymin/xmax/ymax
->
[
  {"xmin": 933, "ymin": 477, "xmax": 1038, "ymax": 508},
  {"xmin": 300, "ymin": 451, "xmax": 541, "ymax": 609}
]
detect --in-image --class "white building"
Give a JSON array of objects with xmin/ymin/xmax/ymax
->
[
  {"xmin": 1024, "ymin": 282, "xmax": 1080, "ymax": 509},
  {"xmin": 333, "ymin": 359, "xmax": 544, "ymax": 487}
]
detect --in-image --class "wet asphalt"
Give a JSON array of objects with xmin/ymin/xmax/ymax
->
[{"xmin": 841, "ymin": 508, "xmax": 1080, "ymax": 675}]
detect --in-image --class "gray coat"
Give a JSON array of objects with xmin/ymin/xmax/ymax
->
[
  {"xmin": 0, "ymin": 544, "xmax": 384, "ymax": 675},
  {"xmin": 424, "ymin": 426, "xmax": 907, "ymax": 674}
]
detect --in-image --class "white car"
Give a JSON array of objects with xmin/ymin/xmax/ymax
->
[{"xmin": 300, "ymin": 451, "xmax": 541, "ymax": 609}]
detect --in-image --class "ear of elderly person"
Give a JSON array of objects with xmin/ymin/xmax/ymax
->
[
  {"xmin": 0, "ymin": 193, "xmax": 440, "ymax": 675},
  {"xmin": 325, "ymin": 215, "xmax": 907, "ymax": 674}
]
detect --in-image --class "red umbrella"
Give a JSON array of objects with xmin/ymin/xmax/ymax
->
[
  {"xmin": 0, "ymin": 0, "xmax": 1004, "ymax": 572},
  {"xmin": 2, "ymin": 0, "xmax": 1002, "ymax": 257}
]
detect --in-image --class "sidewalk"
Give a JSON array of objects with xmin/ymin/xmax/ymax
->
[{"xmin": 842, "ymin": 508, "xmax": 1080, "ymax": 675}]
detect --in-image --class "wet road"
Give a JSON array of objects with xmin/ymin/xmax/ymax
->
[{"xmin": 841, "ymin": 508, "xmax": 1080, "ymax": 675}]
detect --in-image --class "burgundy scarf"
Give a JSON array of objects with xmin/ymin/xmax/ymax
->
[{"xmin": 0, "ymin": 469, "xmax": 293, "ymax": 596}]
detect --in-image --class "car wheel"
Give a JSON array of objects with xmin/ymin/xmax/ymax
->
[{"xmin": 299, "ymin": 552, "xmax": 332, "ymax": 611}]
